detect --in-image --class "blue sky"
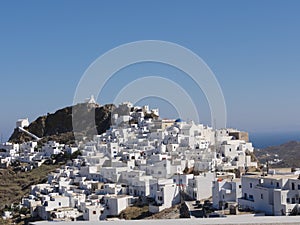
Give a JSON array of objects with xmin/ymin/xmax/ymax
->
[{"xmin": 0, "ymin": 0, "xmax": 300, "ymax": 141}]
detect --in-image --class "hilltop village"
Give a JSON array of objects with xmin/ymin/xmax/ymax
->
[{"xmin": 1, "ymin": 100, "xmax": 300, "ymax": 222}]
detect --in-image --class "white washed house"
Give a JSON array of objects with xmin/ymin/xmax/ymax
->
[{"xmin": 239, "ymin": 174, "xmax": 300, "ymax": 216}]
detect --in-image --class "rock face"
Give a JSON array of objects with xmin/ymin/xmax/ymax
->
[{"xmin": 9, "ymin": 103, "xmax": 116, "ymax": 144}]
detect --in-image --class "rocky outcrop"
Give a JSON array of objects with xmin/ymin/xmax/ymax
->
[{"xmin": 9, "ymin": 103, "xmax": 116, "ymax": 144}]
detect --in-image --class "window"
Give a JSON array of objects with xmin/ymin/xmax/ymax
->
[
  {"xmin": 298, "ymin": 184, "xmax": 300, "ymax": 190},
  {"xmin": 93, "ymin": 211, "xmax": 96, "ymax": 215},
  {"xmin": 287, "ymin": 198, "xmax": 290, "ymax": 203},
  {"xmin": 250, "ymin": 183, "xmax": 253, "ymax": 188},
  {"xmin": 292, "ymin": 198, "xmax": 296, "ymax": 204},
  {"xmin": 58, "ymin": 202, "xmax": 61, "ymax": 206},
  {"xmin": 292, "ymin": 183, "xmax": 295, "ymax": 190},
  {"xmin": 259, "ymin": 179, "xmax": 264, "ymax": 184},
  {"xmin": 261, "ymin": 194, "xmax": 263, "ymax": 199},
  {"xmin": 249, "ymin": 195, "xmax": 254, "ymax": 200},
  {"xmin": 276, "ymin": 182, "xmax": 280, "ymax": 188},
  {"xmin": 239, "ymin": 185, "xmax": 242, "ymax": 189}
]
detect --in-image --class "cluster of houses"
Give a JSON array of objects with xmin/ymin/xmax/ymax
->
[
  {"xmin": 2, "ymin": 101, "xmax": 300, "ymax": 221},
  {"xmin": 0, "ymin": 140, "xmax": 75, "ymax": 171},
  {"xmin": 0, "ymin": 120, "xmax": 80, "ymax": 171}
]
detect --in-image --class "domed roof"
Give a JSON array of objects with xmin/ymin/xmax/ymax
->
[{"xmin": 175, "ymin": 118, "xmax": 183, "ymax": 123}]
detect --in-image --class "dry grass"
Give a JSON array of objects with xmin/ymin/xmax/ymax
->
[
  {"xmin": 119, "ymin": 205, "xmax": 152, "ymax": 220},
  {"xmin": 0, "ymin": 164, "xmax": 60, "ymax": 211},
  {"xmin": 147, "ymin": 205, "xmax": 181, "ymax": 219}
]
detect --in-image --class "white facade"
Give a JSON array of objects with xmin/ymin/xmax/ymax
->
[
  {"xmin": 16, "ymin": 118, "xmax": 29, "ymax": 128},
  {"xmin": 239, "ymin": 174, "xmax": 300, "ymax": 216},
  {"xmin": 0, "ymin": 142, "xmax": 19, "ymax": 155},
  {"xmin": 83, "ymin": 204, "xmax": 104, "ymax": 221},
  {"xmin": 38, "ymin": 195, "xmax": 70, "ymax": 220},
  {"xmin": 150, "ymin": 181, "xmax": 180, "ymax": 213},
  {"xmin": 186, "ymin": 172, "xmax": 215, "ymax": 200},
  {"xmin": 20, "ymin": 141, "xmax": 37, "ymax": 153},
  {"xmin": 101, "ymin": 195, "xmax": 133, "ymax": 219},
  {"xmin": 42, "ymin": 141, "xmax": 63, "ymax": 157},
  {"xmin": 212, "ymin": 178, "xmax": 242, "ymax": 209}
]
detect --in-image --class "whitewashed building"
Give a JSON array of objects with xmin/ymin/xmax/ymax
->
[
  {"xmin": 212, "ymin": 178, "xmax": 242, "ymax": 209},
  {"xmin": 238, "ymin": 174, "xmax": 300, "ymax": 216}
]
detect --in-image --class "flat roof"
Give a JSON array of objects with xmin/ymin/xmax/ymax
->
[{"xmin": 244, "ymin": 174, "xmax": 299, "ymax": 180}]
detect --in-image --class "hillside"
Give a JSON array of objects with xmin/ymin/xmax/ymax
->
[
  {"xmin": 0, "ymin": 164, "xmax": 61, "ymax": 211},
  {"xmin": 0, "ymin": 152, "xmax": 81, "ymax": 225},
  {"xmin": 255, "ymin": 141, "xmax": 300, "ymax": 168},
  {"xmin": 9, "ymin": 103, "xmax": 116, "ymax": 144}
]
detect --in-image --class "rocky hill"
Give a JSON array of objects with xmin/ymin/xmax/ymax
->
[
  {"xmin": 255, "ymin": 141, "xmax": 300, "ymax": 168},
  {"xmin": 9, "ymin": 103, "xmax": 116, "ymax": 144},
  {"xmin": 9, "ymin": 102, "xmax": 159, "ymax": 144}
]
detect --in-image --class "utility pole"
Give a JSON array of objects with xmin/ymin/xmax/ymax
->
[
  {"xmin": 179, "ymin": 173, "xmax": 184, "ymax": 204},
  {"xmin": 214, "ymin": 121, "xmax": 218, "ymax": 174},
  {"xmin": 213, "ymin": 118, "xmax": 217, "ymax": 130}
]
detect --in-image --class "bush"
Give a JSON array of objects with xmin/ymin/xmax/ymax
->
[{"xmin": 19, "ymin": 207, "xmax": 29, "ymax": 215}]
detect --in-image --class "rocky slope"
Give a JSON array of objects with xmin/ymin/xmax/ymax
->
[{"xmin": 9, "ymin": 103, "xmax": 116, "ymax": 144}]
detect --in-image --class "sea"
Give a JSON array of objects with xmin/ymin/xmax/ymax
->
[{"xmin": 249, "ymin": 131, "xmax": 300, "ymax": 149}]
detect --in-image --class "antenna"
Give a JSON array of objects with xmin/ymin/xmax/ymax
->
[
  {"xmin": 213, "ymin": 118, "xmax": 218, "ymax": 152},
  {"xmin": 213, "ymin": 118, "xmax": 217, "ymax": 130},
  {"xmin": 213, "ymin": 118, "xmax": 218, "ymax": 173}
]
